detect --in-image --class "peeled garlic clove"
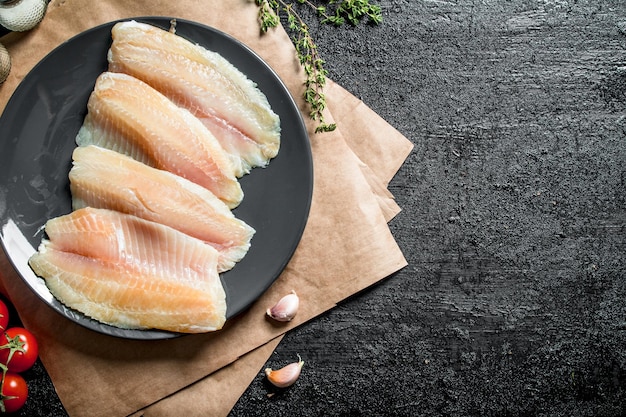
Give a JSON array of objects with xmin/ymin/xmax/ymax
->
[
  {"xmin": 265, "ymin": 356, "xmax": 304, "ymax": 388},
  {"xmin": 0, "ymin": 41, "xmax": 9, "ymax": 84},
  {"xmin": 0, "ymin": 0, "xmax": 47, "ymax": 32},
  {"xmin": 266, "ymin": 290, "xmax": 299, "ymax": 322}
]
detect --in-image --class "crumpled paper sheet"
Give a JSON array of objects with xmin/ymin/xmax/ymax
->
[{"xmin": 0, "ymin": 1, "xmax": 414, "ymax": 416}]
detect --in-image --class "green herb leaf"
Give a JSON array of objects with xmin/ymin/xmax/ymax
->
[{"xmin": 256, "ymin": 0, "xmax": 382, "ymax": 133}]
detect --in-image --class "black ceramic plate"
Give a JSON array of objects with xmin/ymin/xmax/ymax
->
[{"xmin": 0, "ymin": 17, "xmax": 312, "ymax": 339}]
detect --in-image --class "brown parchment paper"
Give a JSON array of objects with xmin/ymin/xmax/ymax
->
[
  {"xmin": 130, "ymin": 337, "xmax": 284, "ymax": 417},
  {"xmin": 131, "ymin": 80, "xmax": 413, "ymax": 417},
  {"xmin": 0, "ymin": 1, "xmax": 414, "ymax": 416}
]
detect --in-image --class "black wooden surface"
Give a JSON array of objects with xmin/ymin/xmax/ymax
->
[{"xmin": 4, "ymin": 1, "xmax": 626, "ymax": 416}]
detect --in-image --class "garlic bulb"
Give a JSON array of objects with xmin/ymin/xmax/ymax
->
[
  {"xmin": 0, "ymin": 41, "xmax": 9, "ymax": 84},
  {"xmin": 0, "ymin": 0, "xmax": 47, "ymax": 32},
  {"xmin": 265, "ymin": 356, "xmax": 304, "ymax": 388},
  {"xmin": 266, "ymin": 290, "xmax": 299, "ymax": 322}
]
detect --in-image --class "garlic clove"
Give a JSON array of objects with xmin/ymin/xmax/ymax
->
[
  {"xmin": 265, "ymin": 356, "xmax": 304, "ymax": 388},
  {"xmin": 266, "ymin": 290, "xmax": 299, "ymax": 322},
  {"xmin": 0, "ymin": 0, "xmax": 47, "ymax": 32},
  {"xmin": 0, "ymin": 41, "xmax": 10, "ymax": 84}
]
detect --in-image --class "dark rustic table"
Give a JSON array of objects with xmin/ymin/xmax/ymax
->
[{"xmin": 3, "ymin": 1, "xmax": 626, "ymax": 416}]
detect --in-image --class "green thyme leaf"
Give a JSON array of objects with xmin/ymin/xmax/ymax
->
[{"xmin": 256, "ymin": 0, "xmax": 382, "ymax": 133}]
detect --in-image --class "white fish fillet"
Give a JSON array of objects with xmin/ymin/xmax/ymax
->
[
  {"xmin": 108, "ymin": 20, "xmax": 281, "ymax": 177},
  {"xmin": 75, "ymin": 71, "xmax": 243, "ymax": 209},
  {"xmin": 70, "ymin": 145, "xmax": 255, "ymax": 272},
  {"xmin": 28, "ymin": 207, "xmax": 226, "ymax": 333}
]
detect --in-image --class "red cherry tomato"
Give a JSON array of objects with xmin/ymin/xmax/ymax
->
[
  {"xmin": 0, "ymin": 328, "xmax": 38, "ymax": 373},
  {"xmin": 0, "ymin": 372, "xmax": 27, "ymax": 413},
  {"xmin": 0, "ymin": 301, "xmax": 8, "ymax": 331}
]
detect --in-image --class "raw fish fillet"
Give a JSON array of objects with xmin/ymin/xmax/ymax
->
[
  {"xmin": 108, "ymin": 20, "xmax": 281, "ymax": 177},
  {"xmin": 75, "ymin": 71, "xmax": 243, "ymax": 209},
  {"xmin": 70, "ymin": 145, "xmax": 255, "ymax": 272},
  {"xmin": 28, "ymin": 208, "xmax": 226, "ymax": 333}
]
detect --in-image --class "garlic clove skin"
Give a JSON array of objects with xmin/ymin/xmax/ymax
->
[
  {"xmin": 0, "ymin": 41, "xmax": 10, "ymax": 84},
  {"xmin": 265, "ymin": 357, "xmax": 304, "ymax": 388},
  {"xmin": 266, "ymin": 290, "xmax": 299, "ymax": 322}
]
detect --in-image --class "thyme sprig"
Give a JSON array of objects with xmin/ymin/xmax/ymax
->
[
  {"xmin": 256, "ymin": 0, "xmax": 382, "ymax": 133},
  {"xmin": 318, "ymin": 0, "xmax": 383, "ymax": 26}
]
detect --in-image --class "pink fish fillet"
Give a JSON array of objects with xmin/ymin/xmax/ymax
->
[
  {"xmin": 108, "ymin": 20, "xmax": 281, "ymax": 177},
  {"xmin": 75, "ymin": 71, "xmax": 243, "ymax": 209},
  {"xmin": 28, "ymin": 207, "xmax": 226, "ymax": 333},
  {"xmin": 70, "ymin": 145, "xmax": 255, "ymax": 272}
]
